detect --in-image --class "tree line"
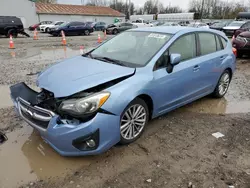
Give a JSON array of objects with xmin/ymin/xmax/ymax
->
[
  {"xmin": 36, "ymin": 0, "xmax": 250, "ymax": 19},
  {"xmin": 189, "ymin": 0, "xmax": 249, "ymax": 19}
]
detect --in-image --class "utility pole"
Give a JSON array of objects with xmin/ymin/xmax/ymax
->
[
  {"xmin": 128, "ymin": 0, "xmax": 131, "ymax": 20},
  {"xmin": 200, "ymin": 0, "xmax": 205, "ymax": 21}
]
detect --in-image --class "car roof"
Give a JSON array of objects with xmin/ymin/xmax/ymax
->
[{"xmin": 131, "ymin": 26, "xmax": 217, "ymax": 35}]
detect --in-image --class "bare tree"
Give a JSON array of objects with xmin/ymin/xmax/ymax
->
[
  {"xmin": 36, "ymin": 0, "xmax": 56, "ymax": 3},
  {"xmin": 143, "ymin": 0, "xmax": 158, "ymax": 14},
  {"xmin": 165, "ymin": 6, "xmax": 182, "ymax": 13},
  {"xmin": 86, "ymin": 0, "xmax": 109, "ymax": 6},
  {"xmin": 189, "ymin": 0, "xmax": 246, "ymax": 19}
]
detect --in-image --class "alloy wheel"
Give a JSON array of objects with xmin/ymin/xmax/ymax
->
[
  {"xmin": 120, "ymin": 104, "xmax": 147, "ymax": 140},
  {"xmin": 218, "ymin": 72, "xmax": 230, "ymax": 96}
]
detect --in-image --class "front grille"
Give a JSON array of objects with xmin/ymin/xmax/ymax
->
[{"xmin": 18, "ymin": 98, "xmax": 55, "ymax": 130}]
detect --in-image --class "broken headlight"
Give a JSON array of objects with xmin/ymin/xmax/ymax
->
[{"xmin": 59, "ymin": 92, "xmax": 110, "ymax": 116}]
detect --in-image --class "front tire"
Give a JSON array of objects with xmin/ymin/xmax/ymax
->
[
  {"xmin": 212, "ymin": 70, "xmax": 231, "ymax": 98},
  {"xmin": 84, "ymin": 30, "xmax": 90, "ymax": 36},
  {"xmin": 119, "ymin": 98, "xmax": 149, "ymax": 144},
  {"xmin": 113, "ymin": 29, "xmax": 118, "ymax": 35}
]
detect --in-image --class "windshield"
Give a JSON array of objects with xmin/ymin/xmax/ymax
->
[
  {"xmin": 59, "ymin": 22, "xmax": 69, "ymax": 27},
  {"xmin": 91, "ymin": 31, "xmax": 172, "ymax": 67},
  {"xmin": 228, "ymin": 21, "xmax": 245, "ymax": 27},
  {"xmin": 55, "ymin": 22, "xmax": 64, "ymax": 25}
]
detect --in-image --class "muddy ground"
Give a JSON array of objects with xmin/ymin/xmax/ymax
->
[{"xmin": 0, "ymin": 32, "xmax": 250, "ymax": 188}]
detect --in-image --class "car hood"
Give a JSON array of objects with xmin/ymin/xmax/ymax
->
[
  {"xmin": 239, "ymin": 31, "xmax": 250, "ymax": 38},
  {"xmin": 223, "ymin": 26, "xmax": 240, "ymax": 30},
  {"xmin": 37, "ymin": 56, "xmax": 135, "ymax": 98}
]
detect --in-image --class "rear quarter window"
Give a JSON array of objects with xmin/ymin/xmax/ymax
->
[{"xmin": 220, "ymin": 37, "xmax": 228, "ymax": 49}]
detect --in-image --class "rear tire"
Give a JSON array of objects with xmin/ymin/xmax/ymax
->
[
  {"xmin": 237, "ymin": 51, "xmax": 243, "ymax": 58},
  {"xmin": 212, "ymin": 70, "xmax": 231, "ymax": 98},
  {"xmin": 6, "ymin": 29, "xmax": 18, "ymax": 38},
  {"xmin": 119, "ymin": 98, "xmax": 149, "ymax": 145}
]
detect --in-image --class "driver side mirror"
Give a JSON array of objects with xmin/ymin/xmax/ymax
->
[{"xmin": 170, "ymin": 53, "xmax": 181, "ymax": 66}]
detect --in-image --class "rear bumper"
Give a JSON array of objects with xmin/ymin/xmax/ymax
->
[
  {"xmin": 10, "ymin": 83, "xmax": 120, "ymax": 156},
  {"xmin": 223, "ymin": 29, "xmax": 235, "ymax": 37},
  {"xmin": 232, "ymin": 39, "xmax": 250, "ymax": 52}
]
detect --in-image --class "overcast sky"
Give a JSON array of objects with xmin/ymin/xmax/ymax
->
[{"xmin": 58, "ymin": 0, "xmax": 190, "ymax": 10}]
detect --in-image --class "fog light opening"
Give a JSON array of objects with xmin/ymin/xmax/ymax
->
[{"xmin": 86, "ymin": 139, "xmax": 96, "ymax": 148}]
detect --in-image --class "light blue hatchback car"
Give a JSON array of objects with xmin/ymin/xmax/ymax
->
[{"xmin": 10, "ymin": 27, "xmax": 236, "ymax": 156}]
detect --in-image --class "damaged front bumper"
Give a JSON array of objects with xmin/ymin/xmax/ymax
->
[{"xmin": 10, "ymin": 83, "xmax": 120, "ymax": 156}]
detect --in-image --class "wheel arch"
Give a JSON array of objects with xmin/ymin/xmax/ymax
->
[
  {"xmin": 136, "ymin": 94, "xmax": 154, "ymax": 120},
  {"xmin": 224, "ymin": 67, "xmax": 233, "ymax": 80}
]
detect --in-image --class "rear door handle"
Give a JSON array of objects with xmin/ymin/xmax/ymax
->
[
  {"xmin": 193, "ymin": 65, "xmax": 200, "ymax": 72},
  {"xmin": 220, "ymin": 56, "xmax": 226, "ymax": 60}
]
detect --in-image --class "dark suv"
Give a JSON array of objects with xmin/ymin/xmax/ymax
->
[{"xmin": 0, "ymin": 16, "xmax": 24, "ymax": 38}]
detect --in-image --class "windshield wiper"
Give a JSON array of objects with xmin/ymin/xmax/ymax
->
[{"xmin": 93, "ymin": 56, "xmax": 126, "ymax": 67}]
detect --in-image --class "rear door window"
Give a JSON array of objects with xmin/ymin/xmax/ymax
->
[
  {"xmin": 215, "ymin": 35, "xmax": 223, "ymax": 50},
  {"xmin": 198, "ymin": 33, "xmax": 217, "ymax": 55}
]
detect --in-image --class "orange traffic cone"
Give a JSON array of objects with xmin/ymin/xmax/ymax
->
[
  {"xmin": 33, "ymin": 28, "xmax": 38, "ymax": 40},
  {"xmin": 80, "ymin": 46, "xmax": 84, "ymax": 55},
  {"xmin": 98, "ymin": 34, "xmax": 102, "ymax": 43},
  {"xmin": 9, "ymin": 35, "xmax": 15, "ymax": 49},
  {"xmin": 61, "ymin": 31, "xmax": 67, "ymax": 46}
]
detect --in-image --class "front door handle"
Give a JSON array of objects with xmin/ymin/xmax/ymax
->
[
  {"xmin": 193, "ymin": 65, "xmax": 200, "ymax": 72},
  {"xmin": 220, "ymin": 56, "xmax": 226, "ymax": 60}
]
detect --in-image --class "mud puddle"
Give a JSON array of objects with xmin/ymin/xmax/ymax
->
[
  {"xmin": 179, "ymin": 96, "xmax": 250, "ymax": 114},
  {"xmin": 0, "ymin": 125, "xmax": 93, "ymax": 188},
  {"xmin": 0, "ymin": 47, "xmax": 86, "ymax": 61}
]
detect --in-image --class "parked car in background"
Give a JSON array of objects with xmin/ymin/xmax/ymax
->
[
  {"xmin": 132, "ymin": 19, "xmax": 153, "ymax": 27},
  {"xmin": 29, "ymin": 21, "xmax": 53, "ymax": 31},
  {"xmin": 188, "ymin": 22, "xmax": 209, "ymax": 29},
  {"xmin": 94, "ymin": 22, "xmax": 107, "ymax": 31},
  {"xmin": 233, "ymin": 21, "xmax": 250, "ymax": 37},
  {"xmin": 106, "ymin": 22, "xmax": 137, "ymax": 35},
  {"xmin": 150, "ymin": 20, "xmax": 164, "ymax": 26},
  {"xmin": 10, "ymin": 27, "xmax": 235, "ymax": 156},
  {"xmin": 222, "ymin": 20, "xmax": 249, "ymax": 37},
  {"xmin": 178, "ymin": 21, "xmax": 190, "ymax": 26},
  {"xmin": 86, "ymin": 22, "xmax": 107, "ymax": 31},
  {"xmin": 232, "ymin": 30, "xmax": 250, "ymax": 57},
  {"xmin": 39, "ymin": 21, "xmax": 64, "ymax": 33},
  {"xmin": 162, "ymin": 22, "xmax": 180, "ymax": 26},
  {"xmin": 48, "ymin": 21, "xmax": 94, "ymax": 36},
  {"xmin": 210, "ymin": 20, "xmax": 232, "ymax": 31},
  {"xmin": 0, "ymin": 16, "xmax": 27, "ymax": 38}
]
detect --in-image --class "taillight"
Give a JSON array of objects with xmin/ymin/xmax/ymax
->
[{"xmin": 232, "ymin": 47, "xmax": 237, "ymax": 56}]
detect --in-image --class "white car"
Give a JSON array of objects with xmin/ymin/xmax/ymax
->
[
  {"xmin": 132, "ymin": 19, "xmax": 153, "ymax": 28},
  {"xmin": 188, "ymin": 22, "xmax": 209, "ymax": 29},
  {"xmin": 39, "ymin": 21, "xmax": 64, "ymax": 33}
]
